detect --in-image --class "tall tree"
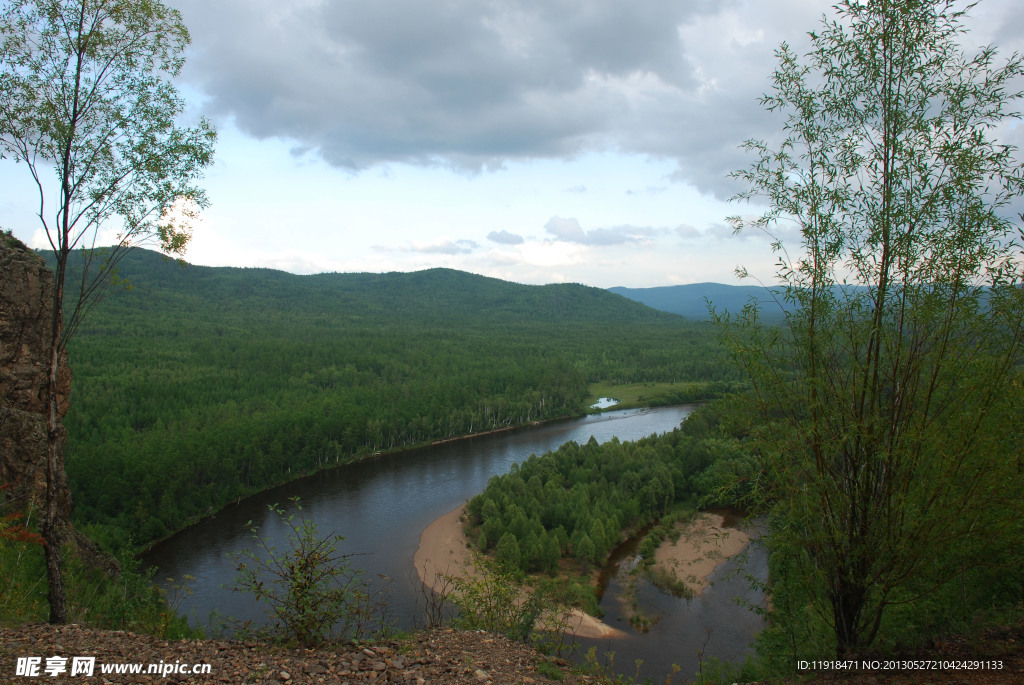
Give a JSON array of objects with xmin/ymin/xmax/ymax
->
[
  {"xmin": 0, "ymin": 0, "xmax": 215, "ymax": 622},
  {"xmin": 725, "ymin": 0, "xmax": 1024, "ymax": 656}
]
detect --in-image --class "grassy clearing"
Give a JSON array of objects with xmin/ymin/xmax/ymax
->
[{"xmin": 586, "ymin": 381, "xmax": 710, "ymax": 410}]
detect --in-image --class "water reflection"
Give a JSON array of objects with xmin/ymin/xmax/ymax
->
[
  {"xmin": 143, "ymin": 404, "xmax": 765, "ymax": 681},
  {"xmin": 580, "ymin": 535, "xmax": 766, "ymax": 681},
  {"xmin": 145, "ymin": 406, "xmax": 696, "ymax": 631}
]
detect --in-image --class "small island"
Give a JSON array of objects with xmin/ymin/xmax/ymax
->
[
  {"xmin": 414, "ymin": 504, "xmax": 751, "ymax": 638},
  {"xmin": 412, "ymin": 409, "xmax": 760, "ymax": 637},
  {"xmin": 649, "ymin": 511, "xmax": 751, "ymax": 597}
]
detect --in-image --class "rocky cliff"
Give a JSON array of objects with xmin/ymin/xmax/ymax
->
[{"xmin": 0, "ymin": 231, "xmax": 72, "ymax": 521}]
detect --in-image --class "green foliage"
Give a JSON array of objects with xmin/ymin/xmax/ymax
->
[
  {"xmin": 575, "ymin": 535, "xmax": 597, "ymax": 570},
  {"xmin": 0, "ymin": 504, "xmax": 47, "ymax": 623},
  {"xmin": 726, "ymin": 0, "xmax": 1024, "ymax": 658},
  {"xmin": 2, "ymin": 0, "xmax": 216, "ymax": 623},
  {"xmin": 56, "ymin": 249, "xmax": 739, "ymax": 548},
  {"xmin": 586, "ymin": 380, "xmax": 745, "ymax": 411},
  {"xmin": 465, "ymin": 403, "xmax": 751, "ymax": 579},
  {"xmin": 535, "ymin": 657, "xmax": 566, "ymax": 681},
  {"xmin": 576, "ymin": 648, "xmax": 649, "ymax": 685},
  {"xmin": 230, "ymin": 497, "xmax": 389, "ymax": 647},
  {"xmin": 466, "ymin": 435, "xmax": 671, "ymax": 575},
  {"xmin": 0, "ymin": 485, "xmax": 44, "ymax": 548},
  {"xmin": 65, "ymin": 547, "xmax": 196, "ymax": 640},
  {"xmin": 441, "ymin": 554, "xmax": 574, "ymax": 648},
  {"xmin": 0, "ymin": 525, "xmax": 196, "ymax": 639},
  {"xmin": 0, "ymin": 0, "xmax": 216, "ymax": 280},
  {"xmin": 610, "ymin": 283, "xmax": 792, "ymax": 323},
  {"xmin": 494, "ymin": 533, "xmax": 523, "ymax": 575}
]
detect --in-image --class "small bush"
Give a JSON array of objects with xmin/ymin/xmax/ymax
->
[
  {"xmin": 230, "ymin": 497, "xmax": 389, "ymax": 647},
  {"xmin": 441, "ymin": 554, "xmax": 575, "ymax": 651}
]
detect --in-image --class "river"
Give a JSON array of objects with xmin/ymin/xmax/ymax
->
[{"xmin": 144, "ymin": 405, "xmax": 764, "ymax": 681}]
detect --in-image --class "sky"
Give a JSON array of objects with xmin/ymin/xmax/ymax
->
[{"xmin": 3, "ymin": 0, "xmax": 1024, "ymax": 288}]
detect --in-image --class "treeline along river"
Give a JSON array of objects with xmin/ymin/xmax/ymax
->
[{"xmin": 144, "ymin": 405, "xmax": 764, "ymax": 680}]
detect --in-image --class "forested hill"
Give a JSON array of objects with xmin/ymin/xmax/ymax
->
[
  {"xmin": 55, "ymin": 249, "xmax": 740, "ymax": 548},
  {"xmin": 609, "ymin": 283, "xmax": 790, "ymax": 321},
  {"xmin": 69, "ymin": 248, "xmax": 674, "ymax": 328}
]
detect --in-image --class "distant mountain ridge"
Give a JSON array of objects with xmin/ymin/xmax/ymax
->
[
  {"xmin": 52, "ymin": 248, "xmax": 676, "ymax": 326},
  {"xmin": 49, "ymin": 247, "xmax": 800, "ymax": 322},
  {"xmin": 609, "ymin": 283, "xmax": 790, "ymax": 321}
]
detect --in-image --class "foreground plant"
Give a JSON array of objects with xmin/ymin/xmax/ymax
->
[
  {"xmin": 435, "ymin": 554, "xmax": 576, "ymax": 654},
  {"xmin": 0, "ymin": 0, "xmax": 216, "ymax": 623},
  {"xmin": 231, "ymin": 497, "xmax": 389, "ymax": 647},
  {"xmin": 725, "ymin": 0, "xmax": 1024, "ymax": 657}
]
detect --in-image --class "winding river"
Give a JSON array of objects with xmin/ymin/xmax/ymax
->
[{"xmin": 144, "ymin": 405, "xmax": 764, "ymax": 681}]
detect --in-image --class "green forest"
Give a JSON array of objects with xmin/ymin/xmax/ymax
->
[
  {"xmin": 6, "ymin": 0, "xmax": 1024, "ymax": 679},
  {"xmin": 58, "ymin": 249, "xmax": 742, "ymax": 548},
  {"xmin": 463, "ymin": 393, "xmax": 1024, "ymax": 675},
  {"xmin": 463, "ymin": 416, "xmax": 751, "ymax": 577},
  {"xmin": 57, "ymin": 242, "xmax": 1024, "ymax": 673}
]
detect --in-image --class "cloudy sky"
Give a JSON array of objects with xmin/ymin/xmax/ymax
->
[{"xmin": 4, "ymin": 0, "xmax": 1024, "ymax": 288}]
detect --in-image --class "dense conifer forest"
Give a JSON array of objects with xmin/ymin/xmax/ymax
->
[
  {"xmin": 57, "ymin": 249, "xmax": 741, "ymax": 548},
  {"xmin": 463, "ymin": 412, "xmax": 753, "ymax": 577}
]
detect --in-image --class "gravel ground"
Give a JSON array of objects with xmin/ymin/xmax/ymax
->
[
  {"xmin": 2, "ymin": 620, "xmax": 1021, "ymax": 684},
  {"xmin": 0, "ymin": 624, "xmax": 596, "ymax": 684}
]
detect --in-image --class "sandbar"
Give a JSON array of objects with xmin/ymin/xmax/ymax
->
[
  {"xmin": 413, "ymin": 504, "xmax": 624, "ymax": 639},
  {"xmin": 413, "ymin": 506, "xmax": 751, "ymax": 638},
  {"xmin": 651, "ymin": 512, "xmax": 751, "ymax": 595}
]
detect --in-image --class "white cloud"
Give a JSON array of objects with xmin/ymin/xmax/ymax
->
[
  {"xmin": 487, "ymin": 230, "xmax": 525, "ymax": 245},
  {"xmin": 544, "ymin": 217, "xmax": 657, "ymax": 246},
  {"xmin": 5, "ymin": 0, "xmax": 1019, "ymax": 292},
  {"xmin": 169, "ymin": 0, "xmax": 761, "ymax": 194}
]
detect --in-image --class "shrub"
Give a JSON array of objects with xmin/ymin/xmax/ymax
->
[
  {"xmin": 442, "ymin": 554, "xmax": 574, "ymax": 649},
  {"xmin": 230, "ymin": 497, "xmax": 389, "ymax": 647}
]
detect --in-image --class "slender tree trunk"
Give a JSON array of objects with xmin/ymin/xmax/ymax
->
[
  {"xmin": 831, "ymin": 544, "xmax": 870, "ymax": 655},
  {"xmin": 43, "ymin": 260, "xmax": 68, "ymax": 624},
  {"xmin": 42, "ymin": 1, "xmax": 85, "ymax": 623},
  {"xmin": 44, "ymin": 369, "xmax": 68, "ymax": 623}
]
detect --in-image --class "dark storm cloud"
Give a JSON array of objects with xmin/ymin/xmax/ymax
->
[
  {"xmin": 171, "ymin": 0, "xmax": 735, "ymax": 180},
  {"xmin": 170, "ymin": 0, "xmax": 1024, "ymax": 199}
]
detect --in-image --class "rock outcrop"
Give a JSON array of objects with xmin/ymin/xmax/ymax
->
[{"xmin": 0, "ymin": 231, "xmax": 71, "ymax": 521}]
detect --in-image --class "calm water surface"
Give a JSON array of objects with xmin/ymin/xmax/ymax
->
[
  {"xmin": 144, "ymin": 405, "xmax": 764, "ymax": 680},
  {"xmin": 582, "ymin": 510, "xmax": 766, "ymax": 681}
]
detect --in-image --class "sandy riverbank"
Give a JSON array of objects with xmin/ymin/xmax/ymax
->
[
  {"xmin": 653, "ymin": 512, "xmax": 751, "ymax": 596},
  {"xmin": 414, "ymin": 505, "xmax": 751, "ymax": 639},
  {"xmin": 413, "ymin": 504, "xmax": 624, "ymax": 639}
]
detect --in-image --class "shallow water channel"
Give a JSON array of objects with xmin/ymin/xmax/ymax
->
[
  {"xmin": 584, "ymin": 509, "xmax": 766, "ymax": 680},
  {"xmin": 144, "ymin": 405, "xmax": 764, "ymax": 681}
]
